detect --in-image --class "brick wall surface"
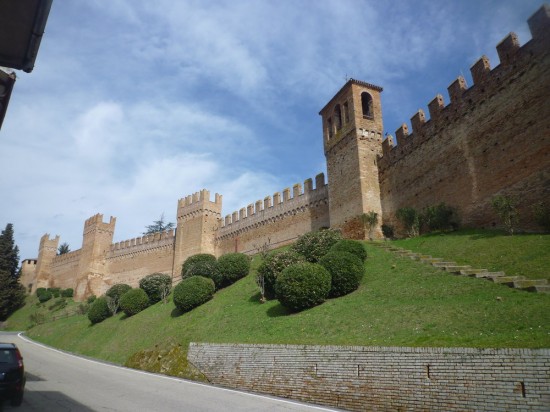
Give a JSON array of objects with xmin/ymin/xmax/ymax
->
[{"xmin": 188, "ymin": 343, "xmax": 550, "ymax": 412}]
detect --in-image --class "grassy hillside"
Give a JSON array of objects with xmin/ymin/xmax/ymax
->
[
  {"xmin": 393, "ymin": 229, "xmax": 550, "ymax": 280},
  {"xmin": 7, "ymin": 240, "xmax": 548, "ymax": 368}
]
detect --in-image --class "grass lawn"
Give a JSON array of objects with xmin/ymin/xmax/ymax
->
[
  {"xmin": 8, "ymin": 240, "xmax": 548, "ymax": 368},
  {"xmin": 392, "ymin": 229, "xmax": 550, "ymax": 280}
]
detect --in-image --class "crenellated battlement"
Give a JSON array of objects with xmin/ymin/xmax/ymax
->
[
  {"xmin": 108, "ymin": 229, "xmax": 175, "ymax": 257},
  {"xmin": 52, "ymin": 249, "xmax": 82, "ymax": 264},
  {"xmin": 218, "ymin": 173, "xmax": 328, "ymax": 235},
  {"xmin": 378, "ymin": 5, "xmax": 550, "ymax": 172},
  {"xmin": 39, "ymin": 233, "xmax": 60, "ymax": 250},
  {"xmin": 177, "ymin": 189, "xmax": 223, "ymax": 222},
  {"xmin": 83, "ymin": 213, "xmax": 116, "ymax": 237}
]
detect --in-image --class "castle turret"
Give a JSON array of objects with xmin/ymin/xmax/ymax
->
[
  {"xmin": 319, "ymin": 79, "xmax": 384, "ymax": 238},
  {"xmin": 173, "ymin": 189, "xmax": 222, "ymax": 276},
  {"xmin": 74, "ymin": 214, "xmax": 116, "ymax": 299},
  {"xmin": 34, "ymin": 234, "xmax": 59, "ymax": 291}
]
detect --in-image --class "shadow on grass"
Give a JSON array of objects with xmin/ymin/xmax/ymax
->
[
  {"xmin": 248, "ymin": 292, "xmax": 264, "ymax": 304},
  {"xmin": 171, "ymin": 307, "xmax": 184, "ymax": 318},
  {"xmin": 266, "ymin": 303, "xmax": 290, "ymax": 317}
]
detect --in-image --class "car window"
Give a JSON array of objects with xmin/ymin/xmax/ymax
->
[{"xmin": 0, "ymin": 349, "xmax": 15, "ymax": 363}]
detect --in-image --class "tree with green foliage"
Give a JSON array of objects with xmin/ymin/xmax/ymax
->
[
  {"xmin": 0, "ymin": 223, "xmax": 20, "ymax": 277},
  {"xmin": 0, "ymin": 270, "xmax": 25, "ymax": 321},
  {"xmin": 57, "ymin": 242, "xmax": 70, "ymax": 255},
  {"xmin": 492, "ymin": 195, "xmax": 519, "ymax": 235},
  {"xmin": 143, "ymin": 213, "xmax": 175, "ymax": 235},
  {"xmin": 361, "ymin": 211, "xmax": 378, "ymax": 240}
]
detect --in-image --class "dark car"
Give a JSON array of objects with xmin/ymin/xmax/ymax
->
[{"xmin": 0, "ymin": 343, "xmax": 25, "ymax": 407}]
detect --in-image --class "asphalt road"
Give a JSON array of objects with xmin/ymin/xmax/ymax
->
[{"xmin": 0, "ymin": 332, "xmax": 339, "ymax": 412}]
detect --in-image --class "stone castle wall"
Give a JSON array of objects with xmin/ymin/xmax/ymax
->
[
  {"xmin": 104, "ymin": 230, "xmax": 175, "ymax": 288},
  {"xmin": 216, "ymin": 174, "xmax": 330, "ymax": 255},
  {"xmin": 49, "ymin": 250, "xmax": 81, "ymax": 289},
  {"xmin": 378, "ymin": 16, "xmax": 550, "ymax": 232},
  {"xmin": 188, "ymin": 343, "xmax": 550, "ymax": 412}
]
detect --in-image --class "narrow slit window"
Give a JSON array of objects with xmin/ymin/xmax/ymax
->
[{"xmin": 334, "ymin": 104, "xmax": 342, "ymax": 130}]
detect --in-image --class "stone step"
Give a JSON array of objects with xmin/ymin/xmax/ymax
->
[
  {"xmin": 443, "ymin": 265, "xmax": 473, "ymax": 274},
  {"xmin": 534, "ymin": 285, "xmax": 550, "ymax": 294},
  {"xmin": 459, "ymin": 269, "xmax": 488, "ymax": 276},
  {"xmin": 513, "ymin": 279, "xmax": 548, "ymax": 291},
  {"xmin": 420, "ymin": 257, "xmax": 443, "ymax": 264},
  {"xmin": 491, "ymin": 276, "xmax": 526, "ymax": 287},
  {"xmin": 432, "ymin": 261, "xmax": 457, "ymax": 268},
  {"xmin": 474, "ymin": 271, "xmax": 506, "ymax": 279}
]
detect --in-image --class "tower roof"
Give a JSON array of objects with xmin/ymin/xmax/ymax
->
[{"xmin": 319, "ymin": 78, "xmax": 383, "ymax": 115}]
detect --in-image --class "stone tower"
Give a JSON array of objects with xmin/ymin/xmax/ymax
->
[
  {"xmin": 173, "ymin": 189, "xmax": 222, "ymax": 277},
  {"xmin": 74, "ymin": 214, "xmax": 116, "ymax": 299},
  {"xmin": 34, "ymin": 234, "xmax": 59, "ymax": 291},
  {"xmin": 319, "ymin": 79, "xmax": 384, "ymax": 238}
]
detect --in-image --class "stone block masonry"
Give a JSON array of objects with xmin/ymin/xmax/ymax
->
[{"xmin": 188, "ymin": 343, "xmax": 550, "ymax": 411}]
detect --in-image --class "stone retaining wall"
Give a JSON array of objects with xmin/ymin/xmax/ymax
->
[{"xmin": 188, "ymin": 343, "xmax": 550, "ymax": 411}]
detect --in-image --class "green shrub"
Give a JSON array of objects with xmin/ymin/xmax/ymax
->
[
  {"xmin": 173, "ymin": 276, "xmax": 215, "ymax": 313},
  {"xmin": 88, "ymin": 297, "xmax": 112, "ymax": 324},
  {"xmin": 396, "ymin": 207, "xmax": 420, "ymax": 237},
  {"xmin": 139, "ymin": 273, "xmax": 172, "ymax": 303},
  {"xmin": 217, "ymin": 253, "xmax": 250, "ymax": 287},
  {"xmin": 182, "ymin": 254, "xmax": 222, "ymax": 288},
  {"xmin": 329, "ymin": 239, "xmax": 367, "ymax": 262},
  {"xmin": 319, "ymin": 251, "xmax": 364, "ymax": 297},
  {"xmin": 532, "ymin": 201, "xmax": 550, "ymax": 232},
  {"xmin": 48, "ymin": 298, "xmax": 67, "ymax": 311},
  {"xmin": 291, "ymin": 229, "xmax": 343, "ymax": 263},
  {"xmin": 87, "ymin": 295, "xmax": 97, "ymax": 304},
  {"xmin": 106, "ymin": 284, "xmax": 131, "ymax": 302},
  {"xmin": 381, "ymin": 224, "xmax": 394, "ymax": 239},
  {"xmin": 47, "ymin": 288, "xmax": 61, "ymax": 298},
  {"xmin": 275, "ymin": 262, "xmax": 331, "ymax": 312},
  {"xmin": 119, "ymin": 288, "xmax": 150, "ymax": 317},
  {"xmin": 491, "ymin": 195, "xmax": 519, "ymax": 235},
  {"xmin": 257, "ymin": 250, "xmax": 306, "ymax": 300},
  {"xmin": 61, "ymin": 288, "xmax": 74, "ymax": 298},
  {"xmin": 105, "ymin": 283, "xmax": 132, "ymax": 314},
  {"xmin": 37, "ymin": 289, "xmax": 52, "ymax": 303},
  {"xmin": 36, "ymin": 288, "xmax": 47, "ymax": 297},
  {"xmin": 422, "ymin": 203, "xmax": 460, "ymax": 232}
]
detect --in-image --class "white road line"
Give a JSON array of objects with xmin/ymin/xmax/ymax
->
[{"xmin": 17, "ymin": 332, "xmax": 339, "ymax": 411}]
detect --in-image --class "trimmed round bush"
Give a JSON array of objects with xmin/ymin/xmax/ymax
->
[
  {"xmin": 275, "ymin": 262, "xmax": 331, "ymax": 312},
  {"xmin": 88, "ymin": 297, "xmax": 111, "ymax": 324},
  {"xmin": 173, "ymin": 276, "xmax": 215, "ymax": 313},
  {"xmin": 319, "ymin": 251, "xmax": 364, "ymax": 297},
  {"xmin": 182, "ymin": 254, "xmax": 222, "ymax": 288},
  {"xmin": 217, "ymin": 253, "xmax": 250, "ymax": 287},
  {"xmin": 61, "ymin": 288, "xmax": 74, "ymax": 298},
  {"xmin": 37, "ymin": 288, "xmax": 52, "ymax": 303},
  {"xmin": 257, "ymin": 250, "xmax": 306, "ymax": 299},
  {"xmin": 139, "ymin": 273, "xmax": 172, "ymax": 303},
  {"xmin": 106, "ymin": 283, "xmax": 131, "ymax": 303},
  {"xmin": 119, "ymin": 288, "xmax": 150, "ymax": 317},
  {"xmin": 329, "ymin": 239, "xmax": 367, "ymax": 262},
  {"xmin": 291, "ymin": 229, "xmax": 343, "ymax": 263}
]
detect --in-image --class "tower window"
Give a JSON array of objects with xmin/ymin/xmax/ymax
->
[
  {"xmin": 343, "ymin": 101, "xmax": 349, "ymax": 123},
  {"xmin": 327, "ymin": 117, "xmax": 333, "ymax": 139},
  {"xmin": 361, "ymin": 92, "xmax": 374, "ymax": 118},
  {"xmin": 334, "ymin": 104, "xmax": 342, "ymax": 130}
]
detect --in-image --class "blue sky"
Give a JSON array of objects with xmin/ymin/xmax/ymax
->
[{"xmin": 0, "ymin": 0, "xmax": 543, "ymax": 262}]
